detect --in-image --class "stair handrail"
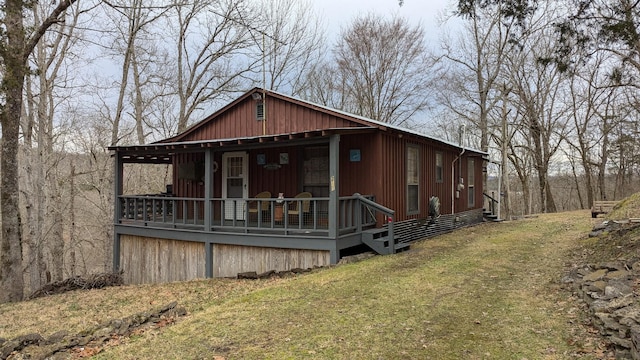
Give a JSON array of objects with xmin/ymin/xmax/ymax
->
[
  {"xmin": 354, "ymin": 194, "xmax": 395, "ymax": 244},
  {"xmin": 483, "ymin": 192, "xmax": 499, "ymax": 215}
]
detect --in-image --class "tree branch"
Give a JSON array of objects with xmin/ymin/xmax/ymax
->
[{"xmin": 23, "ymin": 0, "xmax": 79, "ymax": 64}]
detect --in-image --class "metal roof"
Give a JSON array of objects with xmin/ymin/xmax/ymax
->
[{"xmin": 110, "ymin": 87, "xmax": 487, "ymax": 158}]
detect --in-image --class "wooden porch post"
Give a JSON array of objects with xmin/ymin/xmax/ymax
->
[
  {"xmin": 113, "ymin": 152, "xmax": 124, "ymax": 272},
  {"xmin": 204, "ymin": 148, "xmax": 213, "ymax": 278},
  {"xmin": 329, "ymin": 134, "xmax": 340, "ymax": 263}
]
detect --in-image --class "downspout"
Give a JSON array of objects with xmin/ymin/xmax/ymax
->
[{"xmin": 451, "ymin": 125, "xmax": 466, "ymax": 215}]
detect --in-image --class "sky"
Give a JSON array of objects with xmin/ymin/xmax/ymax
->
[{"xmin": 311, "ymin": 0, "xmax": 459, "ymax": 45}]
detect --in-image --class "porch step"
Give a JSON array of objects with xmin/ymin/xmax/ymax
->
[
  {"xmin": 362, "ymin": 228, "xmax": 410, "ymax": 255},
  {"xmin": 484, "ymin": 214, "xmax": 502, "ymax": 222},
  {"xmin": 483, "ymin": 209, "xmax": 501, "ymax": 222}
]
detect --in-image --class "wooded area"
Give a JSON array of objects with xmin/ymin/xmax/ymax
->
[{"xmin": 1, "ymin": 0, "xmax": 639, "ymax": 301}]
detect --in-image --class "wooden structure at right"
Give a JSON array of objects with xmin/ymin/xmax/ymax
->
[
  {"xmin": 110, "ymin": 88, "xmax": 490, "ymax": 284},
  {"xmin": 591, "ymin": 200, "xmax": 620, "ymax": 218}
]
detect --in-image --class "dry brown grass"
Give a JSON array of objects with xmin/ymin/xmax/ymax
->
[
  {"xmin": 1, "ymin": 210, "xmax": 608, "ymax": 359},
  {"xmin": 608, "ymin": 192, "xmax": 640, "ymax": 219}
]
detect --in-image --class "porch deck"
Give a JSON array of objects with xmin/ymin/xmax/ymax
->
[{"xmin": 117, "ymin": 194, "xmax": 380, "ymax": 238}]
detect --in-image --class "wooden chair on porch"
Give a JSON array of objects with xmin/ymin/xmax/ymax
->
[
  {"xmin": 288, "ymin": 192, "xmax": 312, "ymax": 224},
  {"xmin": 248, "ymin": 191, "xmax": 271, "ymax": 221}
]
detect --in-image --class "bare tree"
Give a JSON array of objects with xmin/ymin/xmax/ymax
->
[
  {"xmin": 21, "ymin": 0, "xmax": 83, "ymax": 291},
  {"xmin": 252, "ymin": 0, "xmax": 325, "ymax": 97},
  {"xmin": 505, "ymin": 9, "xmax": 571, "ymax": 213},
  {"xmin": 0, "ymin": 0, "xmax": 79, "ymax": 303},
  {"xmin": 102, "ymin": 0, "xmax": 171, "ymax": 146},
  {"xmin": 438, "ymin": 4, "xmax": 516, "ymax": 154},
  {"xmin": 332, "ymin": 14, "xmax": 434, "ymax": 127},
  {"xmin": 171, "ymin": 0, "xmax": 257, "ymax": 132}
]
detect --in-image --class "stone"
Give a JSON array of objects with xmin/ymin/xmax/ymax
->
[
  {"xmin": 93, "ymin": 327, "xmax": 113, "ymax": 339},
  {"xmin": 587, "ymin": 291, "xmax": 605, "ymax": 300},
  {"xmin": 577, "ymin": 267, "xmax": 592, "ymax": 276},
  {"xmin": 593, "ymin": 222, "xmax": 609, "ymax": 231},
  {"xmin": 596, "ymin": 313, "xmax": 622, "ymax": 331},
  {"xmin": 618, "ymin": 307, "xmax": 640, "ymax": 326},
  {"xmin": 606, "ymin": 294, "xmax": 636, "ymax": 312},
  {"xmin": 586, "ymin": 280, "xmax": 607, "ymax": 292},
  {"xmin": 258, "ymin": 270, "xmax": 276, "ymax": 279},
  {"xmin": 77, "ymin": 336, "xmax": 90, "ymax": 346},
  {"xmin": 605, "ymin": 282, "xmax": 633, "ymax": 299},
  {"xmin": 0, "ymin": 340, "xmax": 19, "ymax": 359},
  {"xmin": 607, "ymin": 270, "xmax": 631, "ymax": 280},
  {"xmin": 583, "ymin": 269, "xmax": 609, "ymax": 282},
  {"xmin": 592, "ymin": 300, "xmax": 611, "ymax": 313},
  {"xmin": 237, "ymin": 271, "xmax": 258, "ymax": 279},
  {"xmin": 630, "ymin": 326, "xmax": 640, "ymax": 359},
  {"xmin": 46, "ymin": 330, "xmax": 70, "ymax": 345},
  {"xmin": 610, "ymin": 335, "xmax": 632, "ymax": 349},
  {"xmin": 164, "ymin": 306, "xmax": 187, "ymax": 318},
  {"xmin": 158, "ymin": 301, "xmax": 178, "ymax": 313},
  {"xmin": 561, "ymin": 275, "xmax": 575, "ymax": 284},
  {"xmin": 600, "ymin": 262, "xmax": 626, "ymax": 271},
  {"xmin": 15, "ymin": 333, "xmax": 44, "ymax": 347}
]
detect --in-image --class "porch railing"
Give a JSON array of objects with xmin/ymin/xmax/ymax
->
[{"xmin": 117, "ymin": 194, "xmax": 382, "ymax": 236}]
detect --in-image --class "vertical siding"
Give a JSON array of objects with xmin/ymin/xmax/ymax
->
[
  {"xmin": 339, "ymin": 133, "xmax": 380, "ymax": 197},
  {"xmin": 173, "ymin": 152, "xmax": 205, "ymax": 199},
  {"xmin": 181, "ymin": 96, "xmax": 359, "ymax": 141},
  {"xmin": 119, "ymin": 235, "xmax": 206, "ymax": 285},
  {"xmin": 247, "ymin": 146, "xmax": 300, "ymax": 198},
  {"xmin": 212, "ymin": 244, "xmax": 330, "ymax": 278},
  {"xmin": 169, "ymin": 135, "xmax": 485, "ymax": 222},
  {"xmin": 376, "ymin": 133, "xmax": 480, "ymax": 220}
]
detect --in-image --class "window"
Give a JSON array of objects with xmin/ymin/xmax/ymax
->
[
  {"xmin": 407, "ymin": 145, "xmax": 419, "ymax": 214},
  {"xmin": 468, "ymin": 158, "xmax": 475, "ymax": 208},
  {"xmin": 256, "ymin": 101, "xmax": 264, "ymax": 120},
  {"xmin": 435, "ymin": 152, "xmax": 443, "ymax": 183}
]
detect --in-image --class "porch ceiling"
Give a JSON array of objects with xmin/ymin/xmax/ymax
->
[{"xmin": 110, "ymin": 127, "xmax": 376, "ymax": 163}]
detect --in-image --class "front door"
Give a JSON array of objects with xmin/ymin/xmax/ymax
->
[{"xmin": 222, "ymin": 152, "xmax": 248, "ymax": 220}]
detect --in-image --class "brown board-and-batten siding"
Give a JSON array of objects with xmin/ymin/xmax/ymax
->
[
  {"xmin": 119, "ymin": 235, "xmax": 206, "ymax": 284},
  {"xmin": 175, "ymin": 95, "xmax": 360, "ymax": 142}
]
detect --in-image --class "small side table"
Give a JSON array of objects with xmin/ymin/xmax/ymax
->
[{"xmin": 274, "ymin": 203, "xmax": 284, "ymax": 222}]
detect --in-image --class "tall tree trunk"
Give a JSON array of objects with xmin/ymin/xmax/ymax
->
[
  {"xmin": 598, "ymin": 118, "xmax": 610, "ymax": 200},
  {"xmin": 23, "ymin": 76, "xmax": 46, "ymax": 293},
  {"xmin": 69, "ymin": 161, "xmax": 77, "ymax": 277},
  {"xmin": 0, "ymin": 0, "xmax": 27, "ymax": 303}
]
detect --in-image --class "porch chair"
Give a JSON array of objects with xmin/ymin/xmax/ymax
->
[
  {"xmin": 288, "ymin": 192, "xmax": 312, "ymax": 224},
  {"xmin": 248, "ymin": 191, "xmax": 271, "ymax": 220}
]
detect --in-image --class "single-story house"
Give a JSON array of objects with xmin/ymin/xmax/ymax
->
[{"xmin": 109, "ymin": 88, "xmax": 490, "ymax": 284}]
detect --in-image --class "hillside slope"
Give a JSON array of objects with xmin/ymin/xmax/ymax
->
[{"xmin": 1, "ymin": 211, "xmax": 611, "ymax": 359}]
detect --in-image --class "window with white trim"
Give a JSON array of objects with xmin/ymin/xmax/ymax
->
[
  {"xmin": 468, "ymin": 158, "xmax": 475, "ymax": 208},
  {"xmin": 407, "ymin": 145, "xmax": 420, "ymax": 214},
  {"xmin": 435, "ymin": 152, "xmax": 443, "ymax": 183}
]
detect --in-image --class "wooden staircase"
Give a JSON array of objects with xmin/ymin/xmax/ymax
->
[
  {"xmin": 483, "ymin": 192, "xmax": 501, "ymax": 222},
  {"xmin": 483, "ymin": 209, "xmax": 500, "ymax": 222},
  {"xmin": 362, "ymin": 227, "xmax": 410, "ymax": 255}
]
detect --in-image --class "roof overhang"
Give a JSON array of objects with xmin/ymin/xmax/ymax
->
[{"xmin": 109, "ymin": 127, "xmax": 377, "ymax": 163}]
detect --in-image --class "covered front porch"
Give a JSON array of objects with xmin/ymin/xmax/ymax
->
[{"xmin": 111, "ymin": 131, "xmax": 400, "ymax": 283}]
